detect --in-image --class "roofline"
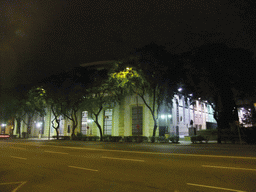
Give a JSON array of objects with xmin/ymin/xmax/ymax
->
[{"xmin": 80, "ymin": 60, "xmax": 115, "ymax": 67}]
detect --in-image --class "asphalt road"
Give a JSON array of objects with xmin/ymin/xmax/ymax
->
[{"xmin": 0, "ymin": 140, "xmax": 256, "ymax": 192}]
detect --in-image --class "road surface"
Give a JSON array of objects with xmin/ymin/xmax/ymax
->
[{"xmin": 0, "ymin": 140, "xmax": 255, "ymax": 191}]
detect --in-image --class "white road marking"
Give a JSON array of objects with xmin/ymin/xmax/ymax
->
[
  {"xmin": 101, "ymin": 156, "xmax": 145, "ymax": 162},
  {"xmin": 0, "ymin": 181, "xmax": 27, "ymax": 192},
  {"xmin": 7, "ymin": 142, "xmax": 256, "ymax": 160},
  {"xmin": 44, "ymin": 150, "xmax": 68, "ymax": 155},
  {"xmin": 187, "ymin": 183, "xmax": 246, "ymax": 192},
  {"xmin": 10, "ymin": 156, "xmax": 27, "ymax": 160},
  {"xmin": 9, "ymin": 147, "xmax": 26, "ymax": 150},
  {"xmin": 68, "ymin": 165, "xmax": 98, "ymax": 172},
  {"xmin": 0, "ymin": 181, "xmax": 26, "ymax": 185},
  {"xmin": 52, "ymin": 146, "xmax": 256, "ymax": 160},
  {"xmin": 7, "ymin": 142, "xmax": 39, "ymax": 146},
  {"xmin": 12, "ymin": 181, "xmax": 27, "ymax": 192},
  {"xmin": 202, "ymin": 165, "xmax": 256, "ymax": 171}
]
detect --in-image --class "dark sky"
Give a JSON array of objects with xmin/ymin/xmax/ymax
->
[{"xmin": 1, "ymin": 0, "xmax": 256, "ymax": 88}]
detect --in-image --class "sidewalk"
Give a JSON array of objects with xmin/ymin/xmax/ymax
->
[
  {"xmin": 24, "ymin": 137, "xmax": 215, "ymax": 145},
  {"xmin": 10, "ymin": 137, "xmax": 253, "ymax": 147}
]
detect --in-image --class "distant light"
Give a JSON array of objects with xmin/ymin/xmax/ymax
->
[
  {"xmin": 88, "ymin": 119, "xmax": 94, "ymax": 123},
  {"xmin": 36, "ymin": 122, "xmax": 42, "ymax": 128},
  {"xmin": 126, "ymin": 67, "xmax": 130, "ymax": 70},
  {"xmin": 168, "ymin": 114, "xmax": 172, "ymax": 118},
  {"xmin": 198, "ymin": 97, "xmax": 201, "ymax": 100},
  {"xmin": 161, "ymin": 115, "xmax": 166, "ymax": 119},
  {"xmin": 189, "ymin": 93, "xmax": 193, "ymax": 96},
  {"xmin": 178, "ymin": 88, "xmax": 182, "ymax": 92},
  {"xmin": 1, "ymin": 124, "xmax": 6, "ymax": 127}
]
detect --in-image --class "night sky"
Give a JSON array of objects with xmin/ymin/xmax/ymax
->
[{"xmin": 1, "ymin": 0, "xmax": 256, "ymax": 88}]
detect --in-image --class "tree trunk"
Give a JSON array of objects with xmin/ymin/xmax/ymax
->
[
  {"xmin": 71, "ymin": 126, "xmax": 75, "ymax": 139},
  {"xmin": 217, "ymin": 120, "xmax": 222, "ymax": 144},
  {"xmin": 16, "ymin": 118, "xmax": 21, "ymax": 138},
  {"xmin": 71, "ymin": 110, "xmax": 78, "ymax": 140},
  {"xmin": 214, "ymin": 112, "xmax": 222, "ymax": 144},
  {"xmin": 95, "ymin": 120, "xmax": 103, "ymax": 141},
  {"xmin": 151, "ymin": 119, "xmax": 158, "ymax": 143},
  {"xmin": 55, "ymin": 128, "xmax": 59, "ymax": 140}
]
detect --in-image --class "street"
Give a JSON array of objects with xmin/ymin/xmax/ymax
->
[{"xmin": 0, "ymin": 140, "xmax": 256, "ymax": 192}]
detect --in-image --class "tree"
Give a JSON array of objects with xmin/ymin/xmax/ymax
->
[
  {"xmin": 59, "ymin": 77, "xmax": 85, "ymax": 139},
  {"xmin": 110, "ymin": 42, "xmax": 181, "ymax": 142},
  {"xmin": 41, "ymin": 66, "xmax": 95, "ymax": 140},
  {"xmin": 0, "ymin": 85, "xmax": 46, "ymax": 138},
  {"xmin": 180, "ymin": 43, "xmax": 256, "ymax": 143},
  {"xmin": 82, "ymin": 68, "xmax": 122, "ymax": 141},
  {"xmin": 42, "ymin": 83, "xmax": 63, "ymax": 140}
]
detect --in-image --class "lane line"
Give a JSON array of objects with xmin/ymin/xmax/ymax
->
[
  {"xmin": 10, "ymin": 156, "xmax": 27, "ymax": 160},
  {"xmin": 52, "ymin": 146, "xmax": 256, "ymax": 160},
  {"xmin": 202, "ymin": 165, "xmax": 256, "ymax": 171},
  {"xmin": 9, "ymin": 147, "xmax": 26, "ymax": 150},
  {"xmin": 68, "ymin": 166, "xmax": 98, "ymax": 172},
  {"xmin": 0, "ymin": 181, "xmax": 27, "ymax": 185},
  {"xmin": 101, "ymin": 156, "xmax": 145, "ymax": 162},
  {"xmin": 6, "ymin": 142, "xmax": 256, "ymax": 160},
  {"xmin": 12, "ymin": 181, "xmax": 27, "ymax": 192},
  {"xmin": 187, "ymin": 183, "xmax": 246, "ymax": 192},
  {"xmin": 44, "ymin": 150, "xmax": 69, "ymax": 155}
]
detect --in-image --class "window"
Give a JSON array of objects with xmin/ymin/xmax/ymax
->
[
  {"xmin": 68, "ymin": 125, "xmax": 70, "ymax": 133},
  {"xmin": 81, "ymin": 111, "xmax": 88, "ymax": 135},
  {"xmin": 38, "ymin": 116, "xmax": 44, "ymax": 134},
  {"xmin": 132, "ymin": 106, "xmax": 143, "ymax": 136},
  {"xmin": 198, "ymin": 102, "xmax": 201, "ymax": 111},
  {"xmin": 104, "ymin": 109, "xmax": 112, "ymax": 135},
  {"xmin": 207, "ymin": 104, "xmax": 211, "ymax": 113},
  {"xmin": 59, "ymin": 116, "xmax": 64, "ymax": 136}
]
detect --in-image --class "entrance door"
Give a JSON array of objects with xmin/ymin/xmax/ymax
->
[{"xmin": 132, "ymin": 106, "xmax": 143, "ymax": 136}]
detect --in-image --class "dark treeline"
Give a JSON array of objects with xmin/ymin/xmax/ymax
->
[{"xmin": 1, "ymin": 42, "xmax": 256, "ymax": 142}]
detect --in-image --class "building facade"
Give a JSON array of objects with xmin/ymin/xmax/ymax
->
[{"xmin": 13, "ymin": 93, "xmax": 216, "ymax": 139}]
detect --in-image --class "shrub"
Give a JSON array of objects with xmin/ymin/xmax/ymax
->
[
  {"xmin": 169, "ymin": 136, "xmax": 179, "ymax": 143},
  {"xmin": 191, "ymin": 135, "xmax": 207, "ymax": 143},
  {"xmin": 157, "ymin": 136, "xmax": 167, "ymax": 143},
  {"xmin": 124, "ymin": 136, "xmax": 133, "ymax": 142}
]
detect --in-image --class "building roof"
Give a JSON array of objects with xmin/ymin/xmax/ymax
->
[{"xmin": 80, "ymin": 60, "xmax": 115, "ymax": 69}]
